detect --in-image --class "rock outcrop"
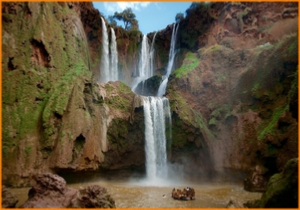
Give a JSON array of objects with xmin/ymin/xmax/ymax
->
[
  {"xmin": 20, "ymin": 173, "xmax": 115, "ymax": 208},
  {"xmin": 244, "ymin": 165, "xmax": 268, "ymax": 192},
  {"xmin": 69, "ymin": 185, "xmax": 115, "ymax": 208},
  {"xmin": 2, "ymin": 186, "xmax": 18, "ymax": 208},
  {"xmin": 244, "ymin": 158, "xmax": 298, "ymax": 208},
  {"xmin": 20, "ymin": 173, "xmax": 77, "ymax": 208}
]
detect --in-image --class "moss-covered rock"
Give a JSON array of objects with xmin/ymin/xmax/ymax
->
[
  {"xmin": 244, "ymin": 158, "xmax": 298, "ymax": 208},
  {"xmin": 134, "ymin": 75, "xmax": 162, "ymax": 96}
]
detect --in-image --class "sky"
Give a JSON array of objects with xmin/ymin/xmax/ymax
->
[{"xmin": 92, "ymin": 2, "xmax": 192, "ymax": 34}]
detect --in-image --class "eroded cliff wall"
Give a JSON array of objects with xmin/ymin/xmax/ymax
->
[
  {"xmin": 166, "ymin": 2, "xmax": 298, "ymax": 179},
  {"xmin": 2, "ymin": 2, "xmax": 145, "ymax": 186}
]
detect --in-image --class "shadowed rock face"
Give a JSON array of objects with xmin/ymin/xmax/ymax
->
[
  {"xmin": 2, "ymin": 186, "xmax": 18, "ymax": 208},
  {"xmin": 20, "ymin": 173, "xmax": 115, "ymax": 208},
  {"xmin": 244, "ymin": 165, "xmax": 268, "ymax": 192},
  {"xmin": 244, "ymin": 158, "xmax": 298, "ymax": 208}
]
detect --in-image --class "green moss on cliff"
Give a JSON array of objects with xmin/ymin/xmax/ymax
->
[
  {"xmin": 172, "ymin": 52, "xmax": 199, "ymax": 78},
  {"xmin": 2, "ymin": 2, "xmax": 92, "ymax": 166},
  {"xmin": 168, "ymin": 88, "xmax": 213, "ymax": 148},
  {"xmin": 258, "ymin": 105, "xmax": 289, "ymax": 141},
  {"xmin": 104, "ymin": 82, "xmax": 134, "ymax": 112}
]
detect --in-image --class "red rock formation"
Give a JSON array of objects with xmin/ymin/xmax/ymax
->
[{"xmin": 20, "ymin": 173, "xmax": 115, "ymax": 208}]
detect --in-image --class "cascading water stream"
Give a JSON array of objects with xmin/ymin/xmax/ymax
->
[
  {"xmin": 110, "ymin": 28, "xmax": 118, "ymax": 81},
  {"xmin": 157, "ymin": 23, "xmax": 179, "ymax": 97},
  {"xmin": 100, "ymin": 17, "xmax": 109, "ymax": 83},
  {"xmin": 143, "ymin": 96, "xmax": 171, "ymax": 182},
  {"xmin": 131, "ymin": 31, "xmax": 177, "ymax": 183},
  {"xmin": 150, "ymin": 32, "xmax": 157, "ymax": 75},
  {"xmin": 131, "ymin": 35, "xmax": 151, "ymax": 92}
]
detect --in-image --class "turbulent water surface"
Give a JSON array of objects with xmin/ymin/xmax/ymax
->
[{"xmin": 10, "ymin": 178, "xmax": 262, "ymax": 208}]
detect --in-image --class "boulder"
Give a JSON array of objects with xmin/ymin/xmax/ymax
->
[
  {"xmin": 20, "ymin": 173, "xmax": 77, "ymax": 208},
  {"xmin": 69, "ymin": 185, "xmax": 115, "ymax": 208},
  {"xmin": 244, "ymin": 165, "xmax": 268, "ymax": 192},
  {"xmin": 20, "ymin": 173, "xmax": 115, "ymax": 208},
  {"xmin": 2, "ymin": 185, "xmax": 18, "ymax": 208}
]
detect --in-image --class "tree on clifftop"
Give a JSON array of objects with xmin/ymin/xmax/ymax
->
[
  {"xmin": 175, "ymin": 12, "xmax": 184, "ymax": 23},
  {"xmin": 113, "ymin": 7, "xmax": 139, "ymax": 30}
]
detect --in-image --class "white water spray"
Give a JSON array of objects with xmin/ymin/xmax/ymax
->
[
  {"xmin": 157, "ymin": 23, "xmax": 179, "ymax": 97},
  {"xmin": 131, "ymin": 35, "xmax": 151, "ymax": 92},
  {"xmin": 110, "ymin": 28, "xmax": 118, "ymax": 81},
  {"xmin": 150, "ymin": 32, "xmax": 157, "ymax": 75},
  {"xmin": 100, "ymin": 17, "xmax": 110, "ymax": 83},
  {"xmin": 143, "ymin": 96, "xmax": 171, "ymax": 182}
]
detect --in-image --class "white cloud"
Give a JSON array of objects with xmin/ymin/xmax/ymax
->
[{"xmin": 104, "ymin": 2, "xmax": 150, "ymax": 14}]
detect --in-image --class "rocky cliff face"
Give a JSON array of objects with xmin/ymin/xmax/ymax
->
[
  {"xmin": 166, "ymin": 2, "xmax": 298, "ymax": 180},
  {"xmin": 2, "ymin": 2, "xmax": 145, "ymax": 187}
]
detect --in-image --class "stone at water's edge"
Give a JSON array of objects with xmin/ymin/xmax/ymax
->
[
  {"xmin": 244, "ymin": 158, "xmax": 298, "ymax": 208},
  {"xmin": 244, "ymin": 165, "xmax": 268, "ymax": 192},
  {"xmin": 20, "ymin": 173, "xmax": 115, "ymax": 208},
  {"xmin": 2, "ymin": 185, "xmax": 18, "ymax": 208},
  {"xmin": 69, "ymin": 185, "xmax": 115, "ymax": 208}
]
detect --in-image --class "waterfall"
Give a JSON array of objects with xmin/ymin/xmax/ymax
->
[
  {"xmin": 130, "ymin": 32, "xmax": 174, "ymax": 184},
  {"xmin": 131, "ymin": 35, "xmax": 151, "ymax": 92},
  {"xmin": 110, "ymin": 28, "xmax": 118, "ymax": 81},
  {"xmin": 157, "ymin": 23, "xmax": 179, "ymax": 97},
  {"xmin": 143, "ymin": 96, "xmax": 171, "ymax": 182},
  {"xmin": 100, "ymin": 17, "xmax": 109, "ymax": 83},
  {"xmin": 150, "ymin": 32, "xmax": 157, "ymax": 75}
]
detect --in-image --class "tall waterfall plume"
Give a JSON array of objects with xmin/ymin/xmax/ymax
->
[
  {"xmin": 150, "ymin": 32, "xmax": 157, "ymax": 75},
  {"xmin": 110, "ymin": 28, "xmax": 118, "ymax": 81},
  {"xmin": 143, "ymin": 96, "xmax": 171, "ymax": 182},
  {"xmin": 131, "ymin": 35, "xmax": 151, "ymax": 92},
  {"xmin": 100, "ymin": 17, "xmax": 109, "ymax": 83},
  {"xmin": 157, "ymin": 23, "xmax": 179, "ymax": 97}
]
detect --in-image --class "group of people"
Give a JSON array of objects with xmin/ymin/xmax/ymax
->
[{"xmin": 171, "ymin": 187, "xmax": 195, "ymax": 200}]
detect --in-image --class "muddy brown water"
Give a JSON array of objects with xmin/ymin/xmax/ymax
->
[{"xmin": 9, "ymin": 178, "xmax": 262, "ymax": 208}]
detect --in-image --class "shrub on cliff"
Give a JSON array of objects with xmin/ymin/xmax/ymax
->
[{"xmin": 113, "ymin": 7, "xmax": 139, "ymax": 31}]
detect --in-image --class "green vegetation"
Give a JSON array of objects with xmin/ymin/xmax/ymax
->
[
  {"xmin": 113, "ymin": 8, "xmax": 139, "ymax": 31},
  {"xmin": 214, "ymin": 72, "xmax": 227, "ymax": 83},
  {"xmin": 25, "ymin": 146, "xmax": 32, "ymax": 157},
  {"xmin": 258, "ymin": 105, "xmax": 289, "ymax": 140},
  {"xmin": 208, "ymin": 118, "xmax": 216, "ymax": 126},
  {"xmin": 168, "ymin": 88, "xmax": 213, "ymax": 146},
  {"xmin": 211, "ymin": 104, "xmax": 231, "ymax": 119},
  {"xmin": 180, "ymin": 2, "xmax": 213, "ymax": 49},
  {"xmin": 173, "ymin": 52, "xmax": 199, "ymax": 78},
  {"xmin": 175, "ymin": 13, "xmax": 184, "ymax": 23},
  {"xmin": 118, "ymin": 82, "xmax": 132, "ymax": 94},
  {"xmin": 200, "ymin": 44, "xmax": 232, "ymax": 55},
  {"xmin": 104, "ymin": 82, "xmax": 133, "ymax": 111},
  {"xmin": 2, "ymin": 2, "xmax": 92, "ymax": 162}
]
